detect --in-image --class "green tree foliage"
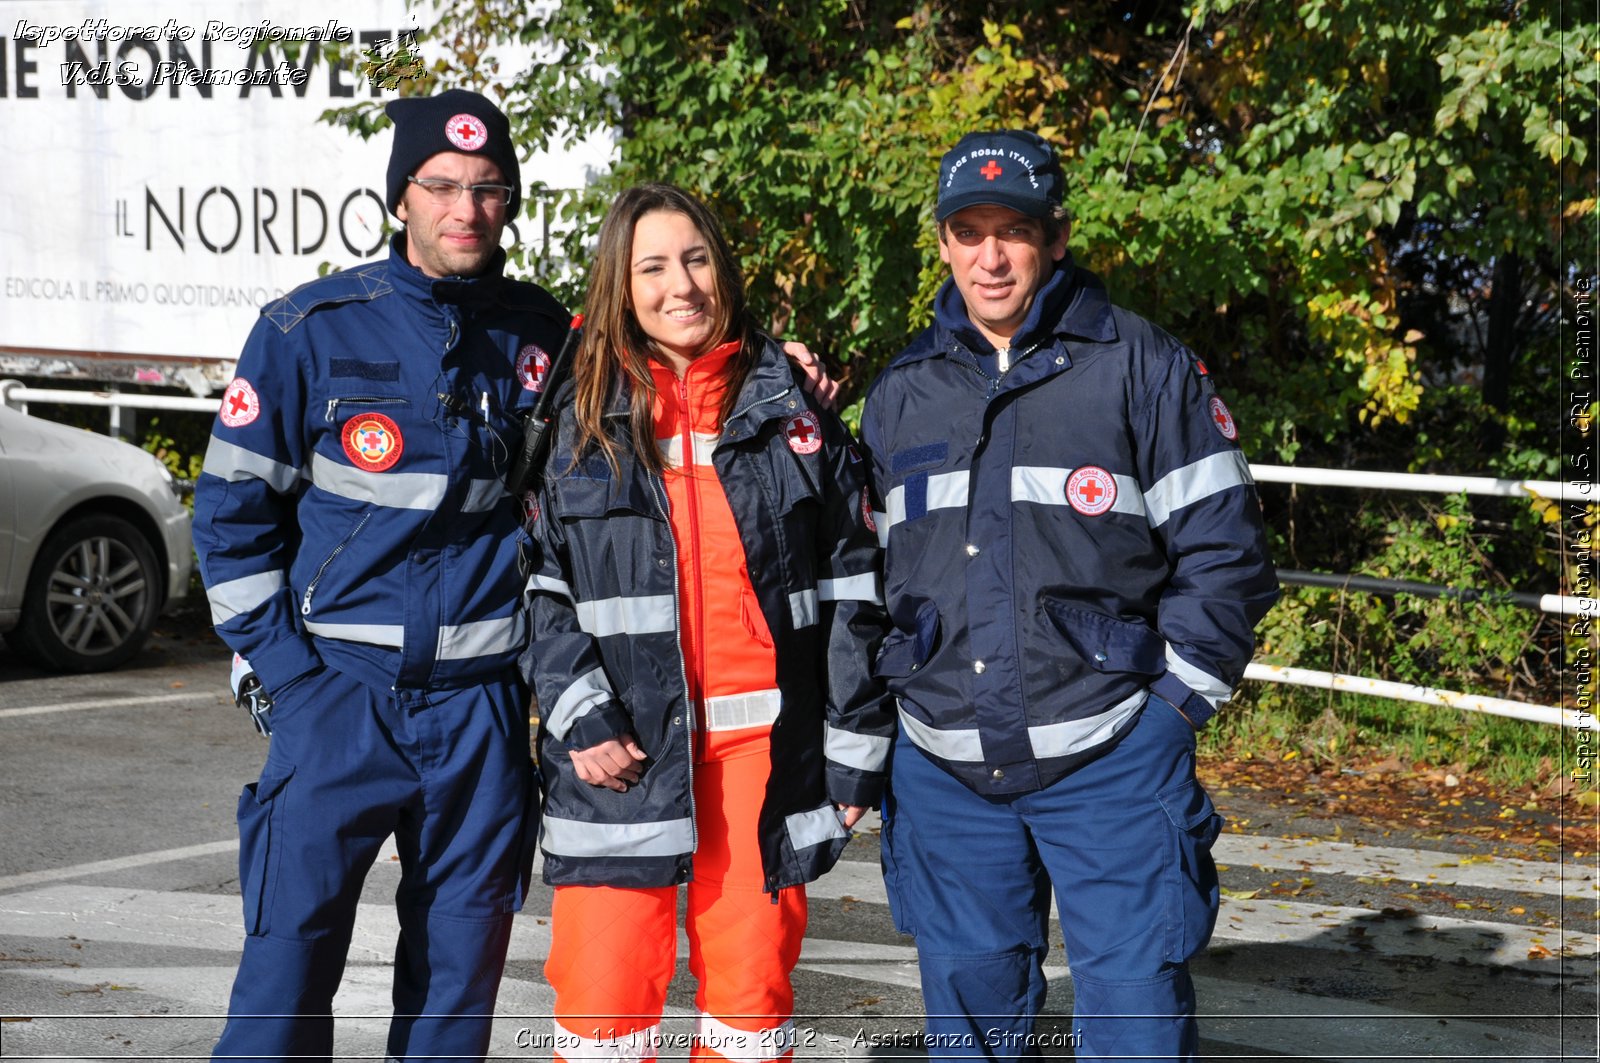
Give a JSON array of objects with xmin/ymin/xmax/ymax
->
[{"xmin": 373, "ymin": 0, "xmax": 1591, "ymax": 713}]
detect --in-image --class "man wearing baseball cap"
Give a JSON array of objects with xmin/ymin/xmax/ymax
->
[
  {"xmin": 194, "ymin": 88, "xmax": 566, "ymax": 1060},
  {"xmin": 859, "ymin": 131, "xmax": 1279, "ymax": 1060}
]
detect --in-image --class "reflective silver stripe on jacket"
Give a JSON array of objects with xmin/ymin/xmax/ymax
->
[
  {"xmin": 1165, "ymin": 645, "xmax": 1233, "ymax": 709},
  {"xmin": 206, "ymin": 569, "xmax": 285, "ymax": 624},
  {"xmin": 301, "ymin": 616, "xmax": 523, "ymax": 660},
  {"xmin": 437, "ymin": 615, "xmax": 525, "ymax": 660},
  {"xmin": 309, "ymin": 452, "xmax": 446, "ymax": 511},
  {"xmin": 1010, "ymin": 465, "xmax": 1146, "ymax": 518},
  {"xmin": 1143, "ymin": 450, "xmax": 1254, "ymax": 528},
  {"xmin": 460, "ymin": 477, "xmax": 509, "ymax": 514},
  {"xmin": 824, "ymin": 723, "xmax": 891, "ymax": 772},
  {"xmin": 545, "ymin": 666, "xmax": 617, "ymax": 739},
  {"xmin": 704, "ymin": 689, "xmax": 781, "ymax": 731},
  {"xmin": 884, "ymin": 470, "xmax": 970, "ymax": 530},
  {"xmin": 898, "ymin": 688, "xmax": 1146, "ymax": 763},
  {"xmin": 541, "ymin": 815, "xmax": 695, "ymax": 857},
  {"xmin": 202, "ymin": 438, "xmax": 301, "ymax": 491},
  {"xmin": 784, "ymin": 803, "xmax": 849, "ymax": 853},
  {"xmin": 818, "ymin": 571, "xmax": 883, "ymax": 604},
  {"xmin": 655, "ymin": 431, "xmax": 719, "ymax": 468},
  {"xmin": 575, "ymin": 594, "xmax": 676, "ymax": 637},
  {"xmin": 695, "ymin": 1014, "xmax": 798, "ymax": 1063},
  {"xmin": 525, "ymin": 572, "xmax": 573, "ymax": 601},
  {"xmin": 788, "ymin": 589, "xmax": 818, "ymax": 629}
]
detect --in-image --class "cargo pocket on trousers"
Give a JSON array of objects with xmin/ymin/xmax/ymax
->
[
  {"xmin": 237, "ymin": 766, "xmax": 294, "ymax": 936},
  {"xmin": 1156, "ymin": 774, "xmax": 1223, "ymax": 964}
]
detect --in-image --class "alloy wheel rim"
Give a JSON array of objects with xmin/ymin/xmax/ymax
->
[{"xmin": 43, "ymin": 536, "xmax": 150, "ymax": 656}]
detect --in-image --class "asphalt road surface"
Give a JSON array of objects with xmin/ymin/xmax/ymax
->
[{"xmin": 1, "ymin": 607, "xmax": 1595, "ymax": 1061}]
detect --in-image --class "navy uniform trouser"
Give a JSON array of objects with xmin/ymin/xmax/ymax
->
[
  {"xmin": 881, "ymin": 698, "xmax": 1222, "ymax": 1063},
  {"xmin": 212, "ymin": 666, "xmax": 538, "ymax": 1063}
]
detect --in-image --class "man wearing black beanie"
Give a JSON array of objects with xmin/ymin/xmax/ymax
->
[{"xmin": 195, "ymin": 87, "xmax": 567, "ymax": 1061}]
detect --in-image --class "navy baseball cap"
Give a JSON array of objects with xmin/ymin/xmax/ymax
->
[{"xmin": 935, "ymin": 130, "xmax": 1064, "ymax": 222}]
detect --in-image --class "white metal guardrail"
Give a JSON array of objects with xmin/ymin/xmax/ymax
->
[{"xmin": 3, "ymin": 380, "xmax": 1591, "ymax": 726}]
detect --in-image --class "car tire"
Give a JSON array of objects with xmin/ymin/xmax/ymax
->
[{"xmin": 15, "ymin": 514, "xmax": 163, "ymax": 673}]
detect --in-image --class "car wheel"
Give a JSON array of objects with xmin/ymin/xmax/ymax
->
[{"xmin": 15, "ymin": 515, "xmax": 163, "ymax": 672}]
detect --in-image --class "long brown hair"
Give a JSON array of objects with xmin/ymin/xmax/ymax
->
[{"xmin": 572, "ymin": 183, "xmax": 757, "ymax": 477}]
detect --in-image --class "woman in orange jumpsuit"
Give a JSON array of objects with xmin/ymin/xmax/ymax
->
[{"xmin": 521, "ymin": 183, "xmax": 894, "ymax": 1063}]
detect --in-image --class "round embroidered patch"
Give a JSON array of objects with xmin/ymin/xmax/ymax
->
[
  {"xmin": 219, "ymin": 378, "xmax": 260, "ymax": 428},
  {"xmin": 1209, "ymin": 396, "xmax": 1238, "ymax": 440},
  {"xmin": 1065, "ymin": 465, "xmax": 1117, "ymax": 516},
  {"xmin": 784, "ymin": 411, "xmax": 823, "ymax": 455},
  {"xmin": 342, "ymin": 412, "xmax": 404, "ymax": 472},
  {"xmin": 444, "ymin": 113, "xmax": 489, "ymax": 151},
  {"xmin": 861, "ymin": 488, "xmax": 877, "ymax": 533},
  {"xmin": 517, "ymin": 344, "xmax": 551, "ymax": 392}
]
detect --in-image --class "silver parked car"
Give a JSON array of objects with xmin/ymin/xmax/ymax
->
[{"xmin": 0, "ymin": 404, "xmax": 193, "ymax": 671}]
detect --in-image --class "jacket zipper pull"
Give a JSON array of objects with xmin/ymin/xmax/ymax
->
[{"xmin": 300, "ymin": 587, "xmax": 313, "ymax": 615}]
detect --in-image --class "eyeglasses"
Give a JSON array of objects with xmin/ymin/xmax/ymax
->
[{"xmin": 407, "ymin": 176, "xmax": 514, "ymax": 208}]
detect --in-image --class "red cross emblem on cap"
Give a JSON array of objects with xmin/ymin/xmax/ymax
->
[
  {"xmin": 980, "ymin": 160, "xmax": 1004, "ymax": 180},
  {"xmin": 1209, "ymin": 396, "xmax": 1238, "ymax": 440},
  {"xmin": 444, "ymin": 113, "xmax": 489, "ymax": 151},
  {"xmin": 784, "ymin": 411, "xmax": 822, "ymax": 455},
  {"xmin": 219, "ymin": 378, "xmax": 260, "ymax": 428},
  {"xmin": 1065, "ymin": 465, "xmax": 1117, "ymax": 516}
]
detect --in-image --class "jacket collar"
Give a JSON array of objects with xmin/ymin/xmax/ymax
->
[{"xmin": 385, "ymin": 234, "xmax": 508, "ymax": 308}]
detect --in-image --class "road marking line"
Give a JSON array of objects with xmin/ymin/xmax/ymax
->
[
  {"xmin": 0, "ymin": 840, "xmax": 237, "ymax": 893},
  {"xmin": 0, "ymin": 692, "xmax": 218, "ymax": 719}
]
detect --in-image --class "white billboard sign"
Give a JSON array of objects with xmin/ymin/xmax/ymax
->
[{"xmin": 0, "ymin": 1, "xmax": 604, "ymax": 390}]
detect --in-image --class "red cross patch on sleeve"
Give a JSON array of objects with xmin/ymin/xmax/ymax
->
[
  {"xmin": 219, "ymin": 378, "xmax": 261, "ymax": 428},
  {"xmin": 1209, "ymin": 396, "xmax": 1239, "ymax": 441},
  {"xmin": 784, "ymin": 411, "xmax": 823, "ymax": 455}
]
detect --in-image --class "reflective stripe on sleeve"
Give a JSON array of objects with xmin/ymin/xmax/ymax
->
[
  {"xmin": 1165, "ymin": 645, "xmax": 1234, "ymax": 709},
  {"xmin": 574, "ymin": 594, "xmax": 676, "ymax": 637},
  {"xmin": 202, "ymin": 437, "xmax": 301, "ymax": 491},
  {"xmin": 541, "ymin": 815, "xmax": 695, "ymax": 858},
  {"xmin": 784, "ymin": 804, "xmax": 849, "ymax": 853},
  {"xmin": 824, "ymin": 723, "xmax": 890, "ymax": 772},
  {"xmin": 544, "ymin": 667, "xmax": 616, "ymax": 739},
  {"xmin": 206, "ymin": 569, "xmax": 285, "ymax": 624},
  {"xmin": 817, "ymin": 571, "xmax": 883, "ymax": 604},
  {"xmin": 788, "ymin": 589, "xmax": 818, "ymax": 629},
  {"xmin": 1143, "ymin": 450, "xmax": 1254, "ymax": 528},
  {"xmin": 695, "ymin": 1014, "xmax": 798, "ymax": 1063},
  {"xmin": 309, "ymin": 452, "xmax": 447, "ymax": 511},
  {"xmin": 525, "ymin": 572, "xmax": 573, "ymax": 601}
]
